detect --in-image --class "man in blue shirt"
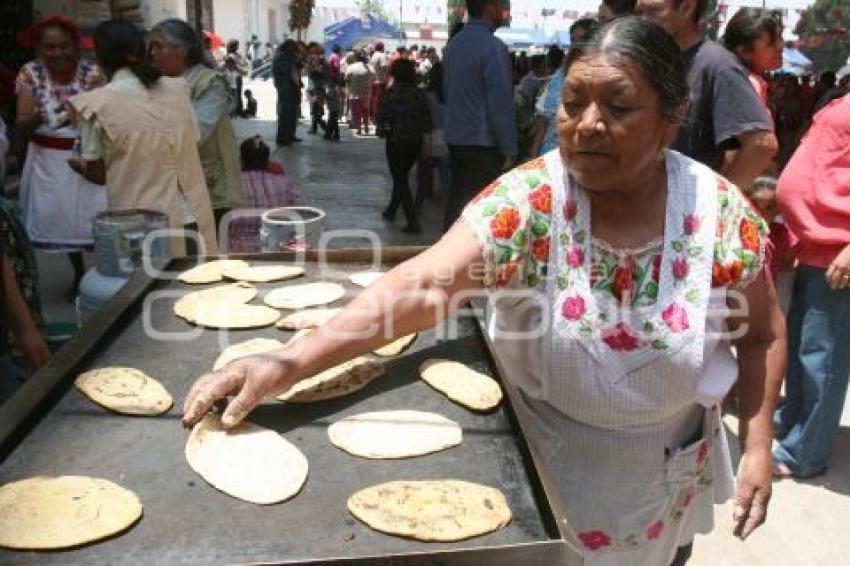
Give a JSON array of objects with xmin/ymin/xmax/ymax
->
[{"xmin": 442, "ymin": 0, "xmax": 516, "ymax": 231}]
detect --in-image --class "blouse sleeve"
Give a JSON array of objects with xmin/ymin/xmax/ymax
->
[
  {"xmin": 461, "ymin": 158, "xmax": 552, "ymax": 290},
  {"xmin": 78, "ymin": 115, "xmax": 105, "ymax": 161},
  {"xmin": 14, "ymin": 64, "xmax": 36, "ymax": 95},
  {"xmin": 712, "ymin": 179, "xmax": 770, "ymax": 287}
]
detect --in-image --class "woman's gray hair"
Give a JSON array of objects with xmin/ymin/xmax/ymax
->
[
  {"xmin": 564, "ymin": 16, "xmax": 689, "ymax": 122},
  {"xmin": 151, "ymin": 18, "xmax": 204, "ymax": 67}
]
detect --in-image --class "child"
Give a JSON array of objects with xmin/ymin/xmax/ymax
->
[
  {"xmin": 324, "ymin": 81, "xmax": 341, "ymax": 141},
  {"xmin": 227, "ymin": 136, "xmax": 304, "ymax": 253},
  {"xmin": 746, "ymin": 176, "xmax": 796, "ymax": 312},
  {"xmin": 243, "ymin": 89, "xmax": 257, "ymax": 118}
]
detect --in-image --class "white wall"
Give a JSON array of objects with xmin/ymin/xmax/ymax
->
[
  {"xmin": 212, "ymin": 0, "xmax": 290, "ymax": 48},
  {"xmin": 141, "ymin": 0, "xmax": 188, "ymax": 27}
]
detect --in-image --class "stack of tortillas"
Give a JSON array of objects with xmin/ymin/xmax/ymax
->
[
  {"xmin": 328, "ymin": 410, "xmax": 461, "ymax": 459},
  {"xmin": 264, "ymin": 282, "xmax": 346, "ymax": 310},
  {"xmin": 174, "ymin": 282, "xmax": 280, "ymax": 329},
  {"xmin": 278, "ymin": 357, "xmax": 384, "ymax": 403},
  {"xmin": 75, "ymin": 367, "xmax": 173, "ymax": 415},
  {"xmin": 372, "ymin": 333, "xmax": 416, "ymax": 357},
  {"xmin": 220, "ymin": 264, "xmax": 305, "ymax": 283},
  {"xmin": 276, "ymin": 307, "xmax": 341, "ymax": 330},
  {"xmin": 0, "ymin": 476, "xmax": 142, "ymax": 550},
  {"xmin": 178, "ymin": 259, "xmax": 249, "ymax": 284},
  {"xmin": 419, "ymin": 359, "xmax": 503, "ymax": 411},
  {"xmin": 348, "ymin": 480, "xmax": 511, "ymax": 541},
  {"xmin": 212, "ymin": 338, "xmax": 284, "ymax": 371},
  {"xmin": 186, "ymin": 414, "xmax": 308, "ymax": 505}
]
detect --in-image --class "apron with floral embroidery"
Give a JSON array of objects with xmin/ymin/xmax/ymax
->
[{"xmin": 532, "ymin": 150, "xmax": 733, "ymax": 565}]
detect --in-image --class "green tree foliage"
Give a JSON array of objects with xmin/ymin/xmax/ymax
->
[
  {"xmin": 795, "ymin": 0, "xmax": 850, "ymax": 71},
  {"xmin": 289, "ymin": 0, "xmax": 315, "ymax": 40}
]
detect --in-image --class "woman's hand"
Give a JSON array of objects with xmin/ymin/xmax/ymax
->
[
  {"xmin": 18, "ymin": 327, "xmax": 50, "ymax": 370},
  {"xmin": 825, "ymin": 244, "xmax": 850, "ymax": 290},
  {"xmin": 182, "ymin": 354, "xmax": 295, "ymax": 429},
  {"xmin": 733, "ymin": 447, "xmax": 773, "ymax": 539}
]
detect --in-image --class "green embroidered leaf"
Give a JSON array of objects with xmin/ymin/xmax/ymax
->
[
  {"xmin": 671, "ymin": 240, "xmax": 684, "ymax": 252},
  {"xmin": 652, "ymin": 339, "xmax": 668, "ymax": 350},
  {"xmin": 687, "ymin": 245, "xmax": 703, "ymax": 258},
  {"xmin": 625, "ymin": 534, "xmax": 640, "ymax": 547},
  {"xmin": 494, "ymin": 186, "xmax": 508, "ymax": 197},
  {"xmin": 720, "ymin": 194, "xmax": 730, "ymax": 209},
  {"xmin": 598, "ymin": 311, "xmax": 609, "ymax": 322},
  {"xmin": 643, "ymin": 321, "xmax": 655, "ymax": 333},
  {"xmin": 578, "ymin": 323, "xmax": 593, "ymax": 337},
  {"xmin": 531, "ymin": 219, "xmax": 549, "ymax": 237},
  {"xmin": 525, "ymin": 173, "xmax": 541, "ymax": 188},
  {"xmin": 685, "ymin": 288, "xmax": 701, "ymax": 304},
  {"xmin": 526, "ymin": 273, "xmax": 539, "ymax": 287},
  {"xmin": 499, "ymin": 249, "xmax": 513, "ymax": 264},
  {"xmin": 645, "ymin": 281, "xmax": 659, "ymax": 300},
  {"xmin": 480, "ymin": 203, "xmax": 498, "ymax": 217},
  {"xmin": 556, "ymin": 275, "xmax": 569, "ymax": 289},
  {"xmin": 574, "ymin": 230, "xmax": 586, "ymax": 244},
  {"xmin": 513, "ymin": 231, "xmax": 526, "ymax": 247},
  {"xmin": 559, "ymin": 233, "xmax": 569, "ymax": 245}
]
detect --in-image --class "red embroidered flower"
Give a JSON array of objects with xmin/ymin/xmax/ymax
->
[
  {"xmin": 740, "ymin": 218, "xmax": 761, "ymax": 252},
  {"xmin": 651, "ymin": 254, "xmax": 662, "ymax": 283},
  {"xmin": 490, "ymin": 207, "xmax": 521, "ymax": 239},
  {"xmin": 645, "ymin": 520, "xmax": 665, "ymax": 540},
  {"xmin": 563, "ymin": 199, "xmax": 578, "ymax": 221},
  {"xmin": 601, "ymin": 323, "xmax": 641, "ymax": 351},
  {"xmin": 683, "ymin": 214, "xmax": 701, "ymax": 235},
  {"xmin": 612, "ymin": 260, "xmax": 635, "ymax": 303},
  {"xmin": 566, "ymin": 245, "xmax": 584, "ymax": 268},
  {"xmin": 495, "ymin": 261, "xmax": 519, "ymax": 286},
  {"xmin": 579, "ymin": 530, "xmax": 612, "ymax": 551},
  {"xmin": 717, "ymin": 177, "xmax": 729, "ymax": 192},
  {"xmin": 561, "ymin": 295, "xmax": 587, "ymax": 320},
  {"xmin": 696, "ymin": 440, "xmax": 709, "ymax": 464},
  {"xmin": 672, "ymin": 256, "xmax": 689, "ymax": 280},
  {"xmin": 662, "ymin": 303, "xmax": 690, "ymax": 332},
  {"xmin": 531, "ymin": 236, "xmax": 550, "ymax": 262},
  {"xmin": 472, "ymin": 181, "xmax": 499, "ymax": 204},
  {"xmin": 711, "ymin": 260, "xmax": 743, "ymax": 287},
  {"xmin": 529, "ymin": 184, "xmax": 552, "ymax": 214}
]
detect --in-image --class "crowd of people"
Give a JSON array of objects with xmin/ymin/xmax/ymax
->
[{"xmin": 0, "ymin": 1, "xmax": 849, "ymax": 563}]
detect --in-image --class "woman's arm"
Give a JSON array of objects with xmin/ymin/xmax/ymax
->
[
  {"xmin": 183, "ymin": 221, "xmax": 487, "ymax": 427},
  {"xmin": 193, "ymin": 79, "xmax": 232, "ymax": 143},
  {"xmin": 2, "ymin": 255, "xmax": 49, "ymax": 370},
  {"xmin": 15, "ymin": 88, "xmax": 44, "ymax": 140},
  {"xmin": 727, "ymin": 272, "xmax": 786, "ymax": 539}
]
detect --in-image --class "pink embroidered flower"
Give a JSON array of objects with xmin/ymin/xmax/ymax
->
[
  {"xmin": 662, "ymin": 303, "xmax": 690, "ymax": 333},
  {"xmin": 645, "ymin": 520, "xmax": 665, "ymax": 540},
  {"xmin": 561, "ymin": 295, "xmax": 587, "ymax": 320},
  {"xmin": 579, "ymin": 530, "xmax": 612, "ymax": 551},
  {"xmin": 601, "ymin": 323, "xmax": 641, "ymax": 351},
  {"xmin": 566, "ymin": 246, "xmax": 584, "ymax": 268},
  {"xmin": 696, "ymin": 440, "xmax": 709, "ymax": 464},
  {"xmin": 563, "ymin": 199, "xmax": 578, "ymax": 221},
  {"xmin": 683, "ymin": 214, "xmax": 701, "ymax": 235},
  {"xmin": 672, "ymin": 256, "xmax": 689, "ymax": 280},
  {"xmin": 682, "ymin": 486, "xmax": 697, "ymax": 509}
]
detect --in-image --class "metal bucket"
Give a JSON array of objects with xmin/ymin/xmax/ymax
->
[
  {"xmin": 93, "ymin": 208, "xmax": 170, "ymax": 277},
  {"xmin": 260, "ymin": 206, "xmax": 326, "ymax": 252}
]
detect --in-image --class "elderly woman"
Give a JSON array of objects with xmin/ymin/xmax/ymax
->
[
  {"xmin": 772, "ymin": 93, "xmax": 850, "ymax": 479},
  {"xmin": 149, "ymin": 19, "xmax": 245, "ymax": 231},
  {"xmin": 15, "ymin": 15, "xmax": 106, "ymax": 294},
  {"xmin": 68, "ymin": 20, "xmax": 217, "ymax": 257},
  {"xmin": 183, "ymin": 18, "xmax": 784, "ymax": 565}
]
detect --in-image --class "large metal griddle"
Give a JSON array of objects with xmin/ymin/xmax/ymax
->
[{"xmin": 0, "ymin": 248, "xmax": 582, "ymax": 565}]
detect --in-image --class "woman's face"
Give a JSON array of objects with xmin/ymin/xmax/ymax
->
[
  {"xmin": 149, "ymin": 31, "xmax": 187, "ymax": 76},
  {"xmin": 557, "ymin": 54, "xmax": 680, "ymax": 192},
  {"xmin": 38, "ymin": 26, "xmax": 78, "ymax": 76},
  {"xmin": 742, "ymin": 29, "xmax": 783, "ymax": 75}
]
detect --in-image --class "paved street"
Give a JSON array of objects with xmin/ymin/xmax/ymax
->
[{"xmin": 31, "ymin": 79, "xmax": 850, "ymax": 565}]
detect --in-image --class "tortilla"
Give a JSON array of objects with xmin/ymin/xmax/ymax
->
[
  {"xmin": 173, "ymin": 281, "xmax": 257, "ymax": 321},
  {"xmin": 372, "ymin": 333, "xmax": 416, "ymax": 357},
  {"xmin": 0, "ymin": 476, "xmax": 143, "ymax": 550},
  {"xmin": 191, "ymin": 303, "xmax": 281, "ymax": 329},
  {"xmin": 185, "ymin": 414, "xmax": 308, "ymax": 505},
  {"xmin": 221, "ymin": 264, "xmax": 305, "ymax": 283},
  {"xmin": 277, "ymin": 357, "xmax": 384, "ymax": 403},
  {"xmin": 347, "ymin": 480, "xmax": 511, "ymax": 542},
  {"xmin": 178, "ymin": 259, "xmax": 249, "ymax": 284},
  {"xmin": 419, "ymin": 359, "xmax": 503, "ymax": 411},
  {"xmin": 328, "ymin": 410, "xmax": 461, "ymax": 459},
  {"xmin": 348, "ymin": 271, "xmax": 384, "ymax": 287},
  {"xmin": 213, "ymin": 338, "xmax": 285, "ymax": 371},
  {"xmin": 264, "ymin": 282, "xmax": 346, "ymax": 310},
  {"xmin": 75, "ymin": 367, "xmax": 173, "ymax": 416},
  {"xmin": 275, "ymin": 308, "xmax": 341, "ymax": 330}
]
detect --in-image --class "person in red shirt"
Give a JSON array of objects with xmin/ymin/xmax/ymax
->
[{"xmin": 773, "ymin": 93, "xmax": 850, "ymax": 478}]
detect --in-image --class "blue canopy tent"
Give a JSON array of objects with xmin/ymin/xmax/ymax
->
[
  {"xmin": 494, "ymin": 27, "xmax": 548, "ymax": 48},
  {"xmin": 781, "ymin": 46, "xmax": 812, "ymax": 74},
  {"xmin": 548, "ymin": 30, "xmax": 571, "ymax": 48},
  {"xmin": 323, "ymin": 15, "xmax": 401, "ymax": 56}
]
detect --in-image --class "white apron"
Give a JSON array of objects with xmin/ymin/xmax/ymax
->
[
  {"xmin": 484, "ymin": 150, "xmax": 737, "ymax": 565},
  {"xmin": 20, "ymin": 70, "xmax": 106, "ymax": 252}
]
